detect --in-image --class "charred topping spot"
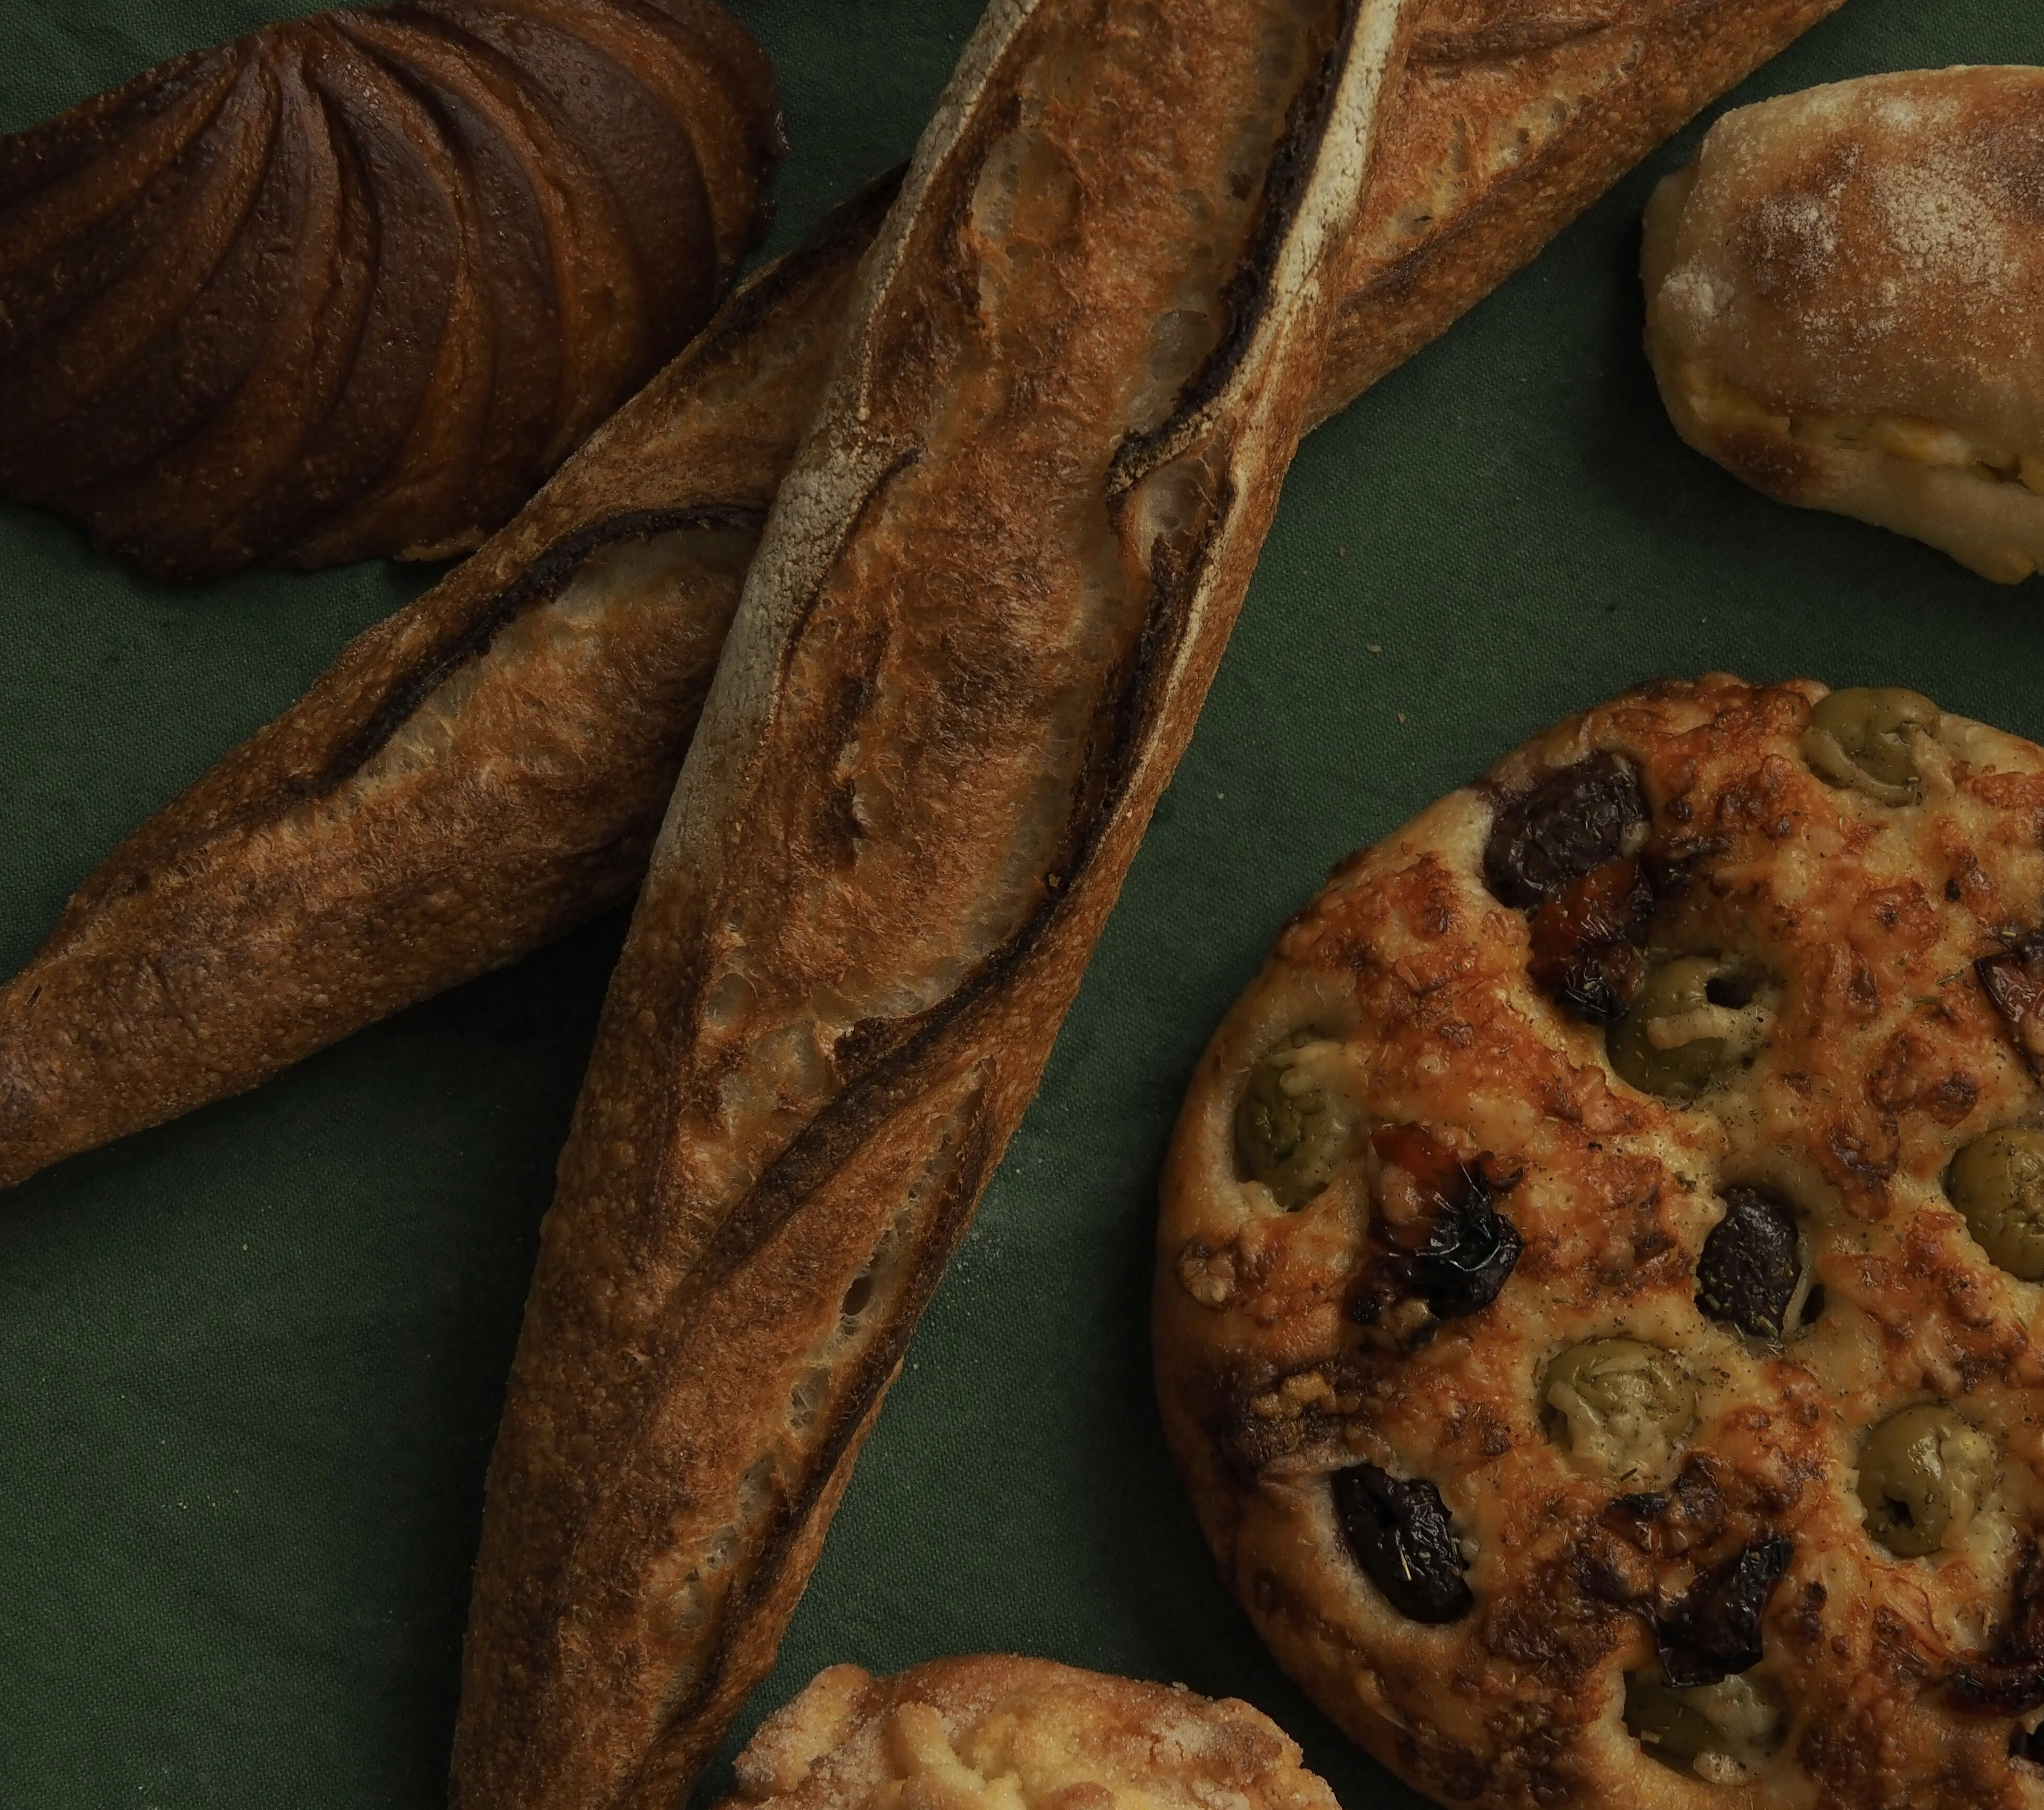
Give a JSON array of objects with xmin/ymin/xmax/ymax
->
[
  {"xmin": 1330, "ymin": 1460, "xmax": 1473, "ymax": 1624},
  {"xmin": 1528, "ymin": 855, "xmax": 1655, "ymax": 1024},
  {"xmin": 1950, "ymin": 1541, "xmax": 2044, "ymax": 1716},
  {"xmin": 1483, "ymin": 753, "xmax": 1647, "ymax": 910},
  {"xmin": 1977, "ymin": 935, "xmax": 2044, "ymax": 1077},
  {"xmin": 1696, "ymin": 1188, "xmax": 1814, "ymax": 1341},
  {"xmin": 1654, "ymin": 1536, "xmax": 1793, "ymax": 1688},
  {"xmin": 1349, "ymin": 1124, "xmax": 1521, "ymax": 1345}
]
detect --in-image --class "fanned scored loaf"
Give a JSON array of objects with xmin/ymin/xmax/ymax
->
[
  {"xmin": 1155, "ymin": 675, "xmax": 2044, "ymax": 1809},
  {"xmin": 1644, "ymin": 68, "xmax": 2044, "ymax": 583},
  {"xmin": 720, "ymin": 1657, "xmax": 1339, "ymax": 1810},
  {"xmin": 0, "ymin": 0, "xmax": 1847, "ymax": 1197},
  {"xmin": 0, "ymin": 0, "xmax": 781, "ymax": 578},
  {"xmin": 448, "ymin": 0, "xmax": 1422, "ymax": 1801}
]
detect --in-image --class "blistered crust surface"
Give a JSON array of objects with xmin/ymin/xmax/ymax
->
[
  {"xmin": 1643, "ymin": 69, "xmax": 2044, "ymax": 582},
  {"xmin": 721, "ymin": 1658, "xmax": 1339, "ymax": 1810},
  {"xmin": 1156, "ymin": 676, "xmax": 2044, "ymax": 1809}
]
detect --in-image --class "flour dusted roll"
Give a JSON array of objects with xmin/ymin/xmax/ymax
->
[{"xmin": 1644, "ymin": 68, "xmax": 2044, "ymax": 583}]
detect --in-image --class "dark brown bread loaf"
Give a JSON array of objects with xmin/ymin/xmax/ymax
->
[
  {"xmin": 0, "ymin": 0, "xmax": 781, "ymax": 578},
  {"xmin": 0, "ymin": 0, "xmax": 1845, "ymax": 1199},
  {"xmin": 444, "ymin": 0, "xmax": 1425, "ymax": 1800}
]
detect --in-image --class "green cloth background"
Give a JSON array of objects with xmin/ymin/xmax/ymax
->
[{"xmin": 1, "ymin": 1, "xmax": 2039, "ymax": 1803}]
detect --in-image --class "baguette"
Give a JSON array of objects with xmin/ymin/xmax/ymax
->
[
  {"xmin": 0, "ymin": 0, "xmax": 1846, "ymax": 1197},
  {"xmin": 446, "ymin": 0, "xmax": 1425, "ymax": 1802}
]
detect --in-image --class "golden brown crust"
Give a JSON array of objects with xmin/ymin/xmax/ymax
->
[
  {"xmin": 1642, "ymin": 68, "xmax": 2044, "ymax": 583},
  {"xmin": 0, "ymin": 0, "xmax": 1845, "ymax": 1199},
  {"xmin": 1321, "ymin": 0, "xmax": 1850, "ymax": 425},
  {"xmin": 718, "ymin": 1657, "xmax": 1339, "ymax": 1810},
  {"xmin": 0, "ymin": 0, "xmax": 781, "ymax": 577},
  {"xmin": 447, "ymin": 0, "xmax": 1422, "ymax": 1801},
  {"xmin": 1155, "ymin": 675, "xmax": 2044, "ymax": 1809},
  {"xmin": 0, "ymin": 175, "xmax": 886, "ymax": 1194}
]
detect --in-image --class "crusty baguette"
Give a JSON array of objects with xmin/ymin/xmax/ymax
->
[
  {"xmin": 447, "ymin": 0, "xmax": 1425, "ymax": 1803},
  {"xmin": 0, "ymin": 176, "xmax": 884, "ymax": 1193},
  {"xmin": 0, "ymin": 0, "xmax": 1845, "ymax": 1195}
]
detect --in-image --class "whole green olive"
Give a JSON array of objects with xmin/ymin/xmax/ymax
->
[
  {"xmin": 1803, "ymin": 687, "xmax": 1941, "ymax": 804},
  {"xmin": 1947, "ymin": 1128, "xmax": 2044, "ymax": 1282},
  {"xmin": 1234, "ymin": 1040, "xmax": 1353, "ymax": 1209},
  {"xmin": 1857, "ymin": 1405, "xmax": 1998, "ymax": 1559},
  {"xmin": 1624, "ymin": 1670, "xmax": 1784, "ymax": 1780},
  {"xmin": 1608, "ymin": 956, "xmax": 1763, "ymax": 1100},
  {"xmin": 1542, "ymin": 1338, "xmax": 1697, "ymax": 1484}
]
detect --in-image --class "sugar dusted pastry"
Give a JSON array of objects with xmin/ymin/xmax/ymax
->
[{"xmin": 1643, "ymin": 69, "xmax": 2044, "ymax": 582}]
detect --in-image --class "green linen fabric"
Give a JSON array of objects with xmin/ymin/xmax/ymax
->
[{"xmin": 1, "ymin": 1, "xmax": 2039, "ymax": 1804}]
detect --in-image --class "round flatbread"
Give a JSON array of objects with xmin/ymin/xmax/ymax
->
[
  {"xmin": 721, "ymin": 1656, "xmax": 1338, "ymax": 1810},
  {"xmin": 1154, "ymin": 675, "xmax": 2044, "ymax": 1809}
]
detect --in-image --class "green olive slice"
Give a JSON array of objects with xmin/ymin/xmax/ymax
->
[
  {"xmin": 1625, "ymin": 1670, "xmax": 1784, "ymax": 1780},
  {"xmin": 1233, "ymin": 1039, "xmax": 1352, "ymax": 1209},
  {"xmin": 1803, "ymin": 687, "xmax": 1941, "ymax": 804},
  {"xmin": 1608, "ymin": 955, "xmax": 1766, "ymax": 1100},
  {"xmin": 1857, "ymin": 1405, "xmax": 1997, "ymax": 1558},
  {"xmin": 1542, "ymin": 1338, "xmax": 1697, "ymax": 1484},
  {"xmin": 1947, "ymin": 1128, "xmax": 2044, "ymax": 1282}
]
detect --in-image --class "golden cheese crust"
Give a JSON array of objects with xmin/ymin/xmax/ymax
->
[
  {"xmin": 1155, "ymin": 676, "xmax": 2044, "ymax": 1809},
  {"xmin": 1643, "ymin": 70, "xmax": 2044, "ymax": 583},
  {"xmin": 719, "ymin": 1658, "xmax": 1338, "ymax": 1810}
]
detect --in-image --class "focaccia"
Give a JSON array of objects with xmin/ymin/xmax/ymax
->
[
  {"xmin": 448, "ymin": 0, "xmax": 1421, "ymax": 1800},
  {"xmin": 0, "ymin": 0, "xmax": 1848, "ymax": 1196},
  {"xmin": 1156, "ymin": 675, "xmax": 2044, "ymax": 1809},
  {"xmin": 1644, "ymin": 68, "xmax": 2044, "ymax": 583}
]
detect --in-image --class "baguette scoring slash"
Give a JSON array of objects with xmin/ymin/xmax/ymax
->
[
  {"xmin": 0, "ymin": 0, "xmax": 1848, "ymax": 1196},
  {"xmin": 447, "ymin": 0, "xmax": 1426, "ymax": 1800}
]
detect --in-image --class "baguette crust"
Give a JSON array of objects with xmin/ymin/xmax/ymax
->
[
  {"xmin": 448, "ymin": 0, "xmax": 1422, "ymax": 1802},
  {"xmin": 0, "ymin": 176, "xmax": 887, "ymax": 1194},
  {"xmin": 0, "ymin": 0, "xmax": 1843, "ymax": 1197}
]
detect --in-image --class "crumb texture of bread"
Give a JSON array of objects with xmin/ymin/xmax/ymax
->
[
  {"xmin": 1157, "ymin": 675, "xmax": 2044, "ymax": 1809},
  {"xmin": 721, "ymin": 1658, "xmax": 1339, "ymax": 1810},
  {"xmin": 1643, "ymin": 68, "xmax": 2044, "ymax": 581}
]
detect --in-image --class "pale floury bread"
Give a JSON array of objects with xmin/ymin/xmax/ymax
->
[
  {"xmin": 720, "ymin": 1658, "xmax": 1337, "ymax": 1810},
  {"xmin": 1157, "ymin": 677, "xmax": 2044, "ymax": 1809},
  {"xmin": 1643, "ymin": 69, "xmax": 2044, "ymax": 582}
]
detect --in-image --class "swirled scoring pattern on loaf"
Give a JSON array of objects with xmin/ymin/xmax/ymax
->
[
  {"xmin": 1155, "ymin": 675, "xmax": 2044, "ymax": 1810},
  {"xmin": 0, "ymin": 0, "xmax": 781, "ymax": 578}
]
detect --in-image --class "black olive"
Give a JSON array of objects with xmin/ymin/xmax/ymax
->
[
  {"xmin": 1484, "ymin": 754, "xmax": 1647, "ymax": 910},
  {"xmin": 1330, "ymin": 1461, "xmax": 1474, "ymax": 1624},
  {"xmin": 1979, "ymin": 935, "xmax": 2044, "ymax": 1077},
  {"xmin": 1950, "ymin": 1541, "xmax": 2044, "ymax": 1716},
  {"xmin": 1654, "ymin": 1536, "xmax": 1793, "ymax": 1688},
  {"xmin": 2012, "ymin": 1723, "xmax": 2044, "ymax": 1765},
  {"xmin": 1350, "ymin": 1129, "xmax": 1523, "ymax": 1340},
  {"xmin": 1695, "ymin": 1189, "xmax": 1811, "ymax": 1341}
]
